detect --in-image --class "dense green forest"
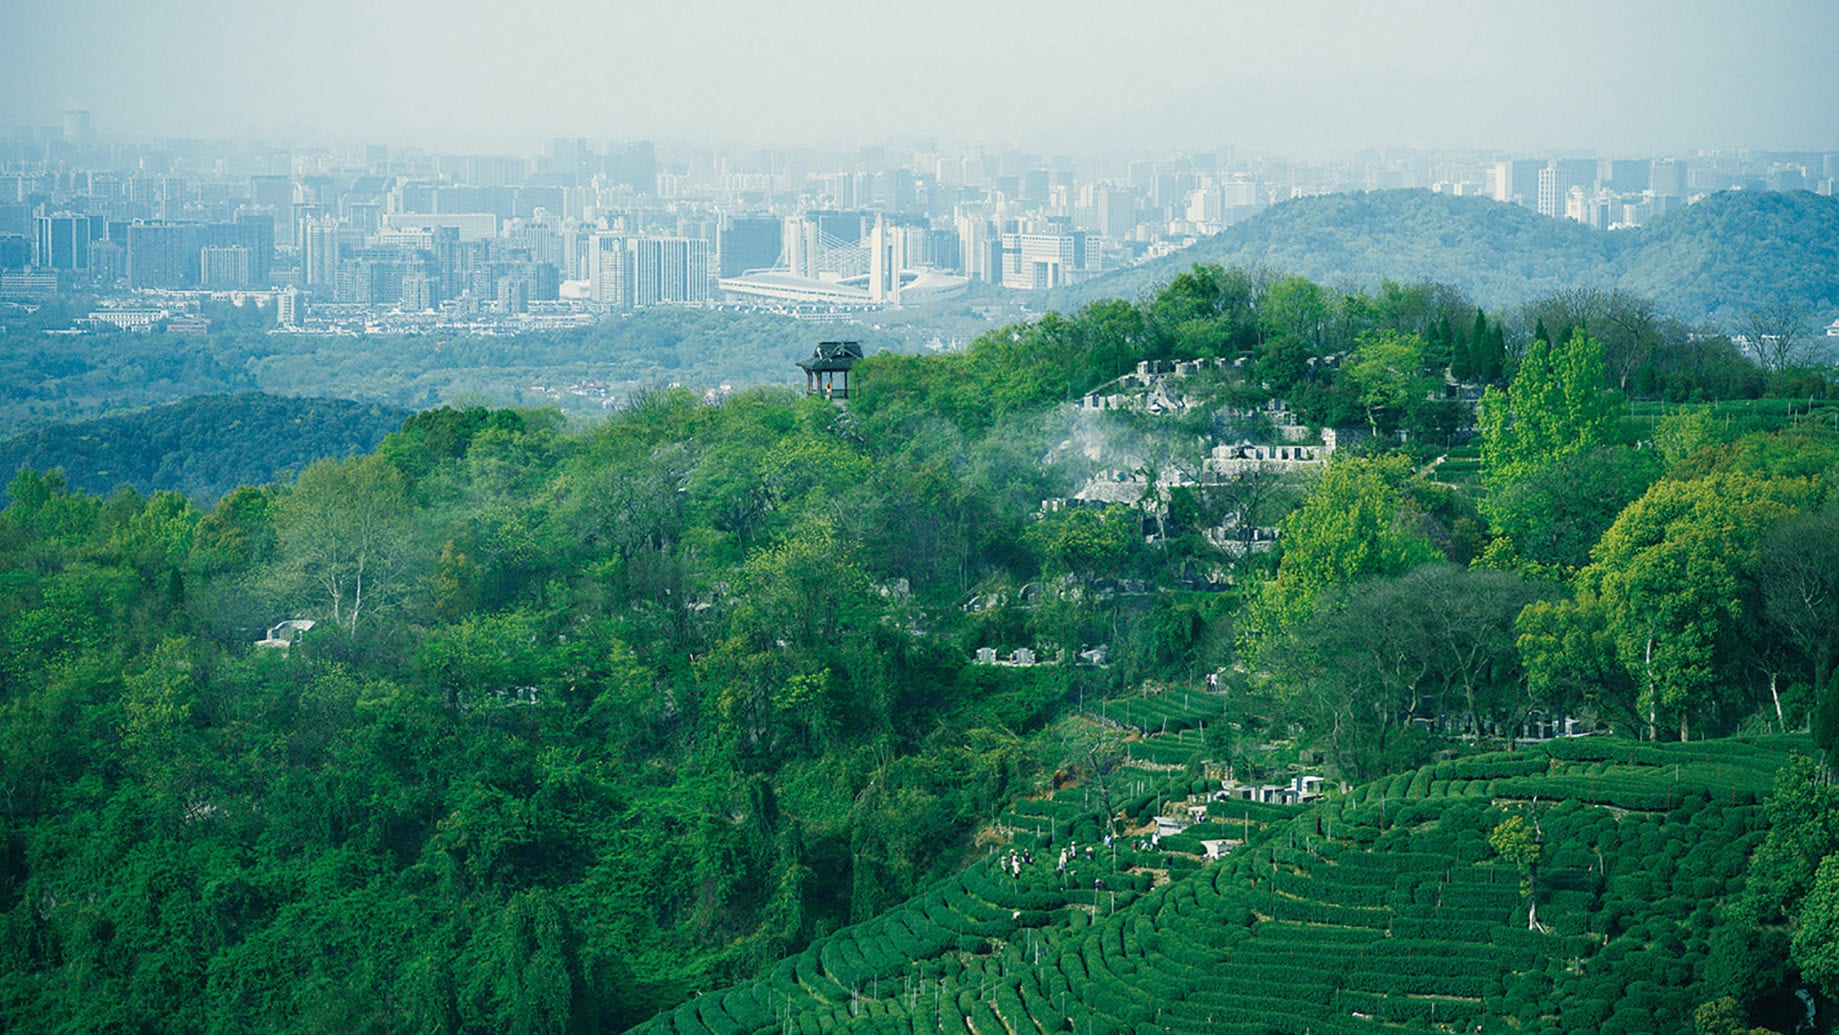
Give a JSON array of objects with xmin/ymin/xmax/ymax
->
[
  {"xmin": 1058, "ymin": 189, "xmax": 1839, "ymax": 330},
  {"xmin": 0, "ymin": 393, "xmax": 410, "ymax": 506},
  {"xmin": 1, "ymin": 265, "xmax": 1836, "ymax": 1033}
]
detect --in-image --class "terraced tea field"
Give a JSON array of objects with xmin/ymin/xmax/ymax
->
[
  {"xmin": 1093, "ymin": 689, "xmax": 1226, "ymax": 738},
  {"xmin": 631, "ymin": 734, "xmax": 1804, "ymax": 1035}
]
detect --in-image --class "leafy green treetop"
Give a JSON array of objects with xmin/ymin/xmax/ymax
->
[
  {"xmin": 271, "ymin": 456, "xmax": 421, "ymax": 632},
  {"xmin": 1793, "ymin": 855, "xmax": 1839, "ymax": 1004},
  {"xmin": 1579, "ymin": 472, "xmax": 1807, "ymax": 741},
  {"xmin": 1489, "ymin": 812, "xmax": 1544, "ymax": 930},
  {"xmin": 1478, "ymin": 328, "xmax": 1618, "ymax": 528},
  {"xmin": 1343, "ymin": 330, "xmax": 1435, "ymax": 436},
  {"xmin": 1238, "ymin": 454, "xmax": 1440, "ymax": 668}
]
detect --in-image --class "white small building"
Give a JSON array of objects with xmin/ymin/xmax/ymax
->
[
  {"xmin": 255, "ymin": 619, "xmax": 315, "ymax": 649},
  {"xmin": 87, "ymin": 308, "xmax": 168, "ymax": 331},
  {"xmin": 1153, "ymin": 815, "xmax": 1188, "ymax": 842},
  {"xmin": 1199, "ymin": 839, "xmax": 1240, "ymax": 859}
]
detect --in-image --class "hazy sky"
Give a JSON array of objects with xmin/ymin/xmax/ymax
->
[{"xmin": 5, "ymin": 0, "xmax": 1837, "ymax": 153}]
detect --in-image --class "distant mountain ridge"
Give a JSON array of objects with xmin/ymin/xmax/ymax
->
[
  {"xmin": 0, "ymin": 393, "xmax": 411, "ymax": 505},
  {"xmin": 1055, "ymin": 188, "xmax": 1839, "ymax": 327}
]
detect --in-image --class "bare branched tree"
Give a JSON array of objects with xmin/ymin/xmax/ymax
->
[{"xmin": 1742, "ymin": 300, "xmax": 1811, "ymax": 372}]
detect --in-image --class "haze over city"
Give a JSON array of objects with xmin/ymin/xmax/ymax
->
[{"xmin": 5, "ymin": 0, "xmax": 1839, "ymax": 152}]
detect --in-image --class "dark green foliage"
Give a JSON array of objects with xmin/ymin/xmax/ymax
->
[
  {"xmin": 1485, "ymin": 444, "xmax": 1664, "ymax": 568},
  {"xmin": 0, "ymin": 393, "xmax": 411, "ymax": 506}
]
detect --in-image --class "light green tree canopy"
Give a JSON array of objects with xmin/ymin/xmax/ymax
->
[
  {"xmin": 1577, "ymin": 471, "xmax": 1810, "ymax": 740},
  {"xmin": 1478, "ymin": 328, "xmax": 1619, "ymax": 531},
  {"xmin": 1025, "ymin": 504, "xmax": 1140, "ymax": 582},
  {"xmin": 1490, "ymin": 812, "xmax": 1545, "ymax": 929},
  {"xmin": 1343, "ymin": 330, "xmax": 1435, "ymax": 436},
  {"xmin": 273, "ymin": 456, "xmax": 421, "ymax": 632},
  {"xmin": 1239, "ymin": 454, "xmax": 1440, "ymax": 668},
  {"xmin": 1791, "ymin": 857, "xmax": 1839, "ymax": 1004}
]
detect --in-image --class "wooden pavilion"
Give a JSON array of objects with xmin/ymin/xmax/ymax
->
[{"xmin": 797, "ymin": 340, "xmax": 864, "ymax": 399}]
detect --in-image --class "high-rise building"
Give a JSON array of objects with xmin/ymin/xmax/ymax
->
[
  {"xmin": 1601, "ymin": 159, "xmax": 1650, "ymax": 193},
  {"xmin": 217, "ymin": 215, "xmax": 274, "ymax": 285},
  {"xmin": 1650, "ymin": 158, "xmax": 1688, "ymax": 196},
  {"xmin": 587, "ymin": 232, "xmax": 629, "ymax": 307},
  {"xmin": 33, "ymin": 212, "xmax": 90, "ymax": 270},
  {"xmin": 88, "ymin": 240, "xmax": 124, "ymax": 285},
  {"xmin": 0, "ymin": 235, "xmax": 28, "ymax": 269},
  {"xmin": 629, "ymin": 236, "xmax": 709, "ymax": 307},
  {"xmin": 276, "ymin": 286, "xmax": 300, "ymax": 328},
  {"xmin": 1185, "ymin": 187, "xmax": 1223, "ymax": 224},
  {"xmin": 560, "ymin": 224, "xmax": 592, "ymax": 281},
  {"xmin": 719, "ymin": 215, "xmax": 782, "ymax": 277},
  {"xmin": 158, "ymin": 175, "xmax": 188, "ymax": 220},
  {"xmin": 1000, "ymin": 230, "xmax": 1087, "ymax": 290},
  {"xmin": 302, "ymin": 216, "xmax": 341, "ymax": 288},
  {"xmin": 199, "ymin": 244, "xmax": 253, "ymax": 287},
  {"xmin": 604, "ymin": 141, "xmax": 658, "ymax": 192},
  {"xmin": 402, "ymin": 272, "xmax": 437, "ymax": 311},
  {"xmin": 495, "ymin": 275, "xmax": 529, "ymax": 314},
  {"xmin": 0, "ymin": 202, "xmax": 30, "ymax": 240},
  {"xmin": 925, "ymin": 228, "xmax": 962, "ymax": 272},
  {"xmin": 126, "ymin": 221, "xmax": 208, "ymax": 288},
  {"xmin": 1765, "ymin": 166, "xmax": 1806, "ymax": 192},
  {"xmin": 507, "ymin": 217, "xmax": 564, "ymax": 268},
  {"xmin": 1022, "ymin": 168, "xmax": 1052, "ymax": 202},
  {"xmin": 1565, "ymin": 187, "xmax": 1617, "ymax": 228},
  {"xmin": 1536, "ymin": 163, "xmax": 1569, "ymax": 218},
  {"xmin": 1092, "ymin": 185, "xmax": 1138, "ymax": 240},
  {"xmin": 1488, "ymin": 159, "xmax": 1546, "ymax": 207},
  {"xmin": 871, "ymin": 169, "xmax": 917, "ymax": 212},
  {"xmin": 784, "ymin": 215, "xmax": 820, "ymax": 278},
  {"xmin": 249, "ymin": 175, "xmax": 294, "ymax": 210},
  {"xmin": 956, "ymin": 214, "xmax": 994, "ymax": 282},
  {"xmin": 868, "ymin": 215, "xmax": 902, "ymax": 304}
]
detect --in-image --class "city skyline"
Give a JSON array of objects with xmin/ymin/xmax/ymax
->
[{"xmin": 4, "ymin": 0, "xmax": 1839, "ymax": 154}]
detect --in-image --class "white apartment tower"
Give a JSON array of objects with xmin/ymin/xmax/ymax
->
[
  {"xmin": 301, "ymin": 216, "xmax": 341, "ymax": 288},
  {"xmin": 588, "ymin": 232, "xmax": 629, "ymax": 307},
  {"xmin": 629, "ymin": 237, "xmax": 710, "ymax": 307},
  {"xmin": 868, "ymin": 214, "xmax": 903, "ymax": 304},
  {"xmin": 1536, "ymin": 163, "xmax": 1565, "ymax": 218},
  {"xmin": 276, "ymin": 286, "xmax": 300, "ymax": 328}
]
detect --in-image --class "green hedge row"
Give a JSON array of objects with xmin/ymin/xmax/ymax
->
[
  {"xmin": 1336, "ymin": 988, "xmax": 1486, "ymax": 1024},
  {"xmin": 1249, "ymin": 920, "xmax": 1388, "ymax": 946}
]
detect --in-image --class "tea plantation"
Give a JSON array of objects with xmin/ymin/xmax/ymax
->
[{"xmin": 629, "ymin": 732, "xmax": 1805, "ymax": 1035}]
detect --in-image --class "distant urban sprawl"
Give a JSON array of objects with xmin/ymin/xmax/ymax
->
[{"xmin": 5, "ymin": 111, "xmax": 1837, "ymax": 336}]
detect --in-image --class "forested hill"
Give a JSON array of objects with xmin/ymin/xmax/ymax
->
[
  {"xmin": 1, "ymin": 264, "xmax": 1834, "ymax": 1033},
  {"xmin": 1056, "ymin": 188, "xmax": 1839, "ymax": 326},
  {"xmin": 1617, "ymin": 189, "xmax": 1839, "ymax": 326},
  {"xmin": 0, "ymin": 393, "xmax": 410, "ymax": 505}
]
